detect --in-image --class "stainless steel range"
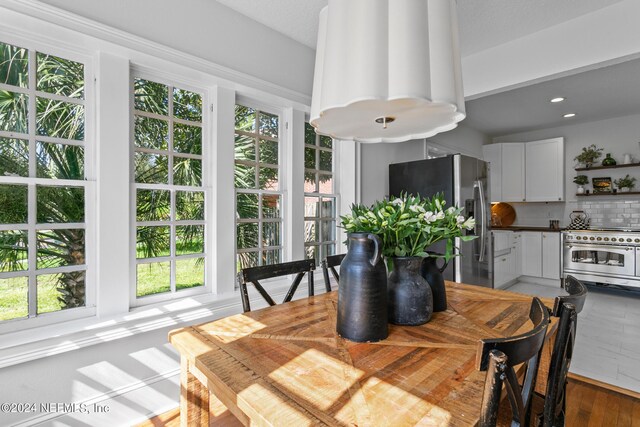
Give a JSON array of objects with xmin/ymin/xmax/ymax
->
[{"xmin": 563, "ymin": 229, "xmax": 640, "ymax": 290}]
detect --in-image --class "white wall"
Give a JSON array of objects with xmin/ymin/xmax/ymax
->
[
  {"xmin": 360, "ymin": 124, "xmax": 489, "ymax": 205},
  {"xmin": 429, "ymin": 122, "xmax": 490, "ymax": 159},
  {"xmin": 35, "ymin": 0, "xmax": 316, "ymax": 97},
  {"xmin": 360, "ymin": 140, "xmax": 424, "ymax": 206},
  {"xmin": 492, "ymin": 113, "xmax": 640, "ymax": 227}
]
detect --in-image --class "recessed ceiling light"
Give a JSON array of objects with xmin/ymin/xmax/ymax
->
[
  {"xmin": 550, "ymin": 97, "xmax": 566, "ymax": 103},
  {"xmin": 563, "ymin": 113, "xmax": 576, "ymax": 118}
]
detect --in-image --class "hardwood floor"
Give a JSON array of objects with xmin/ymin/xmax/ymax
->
[{"xmin": 139, "ymin": 376, "xmax": 640, "ymax": 426}]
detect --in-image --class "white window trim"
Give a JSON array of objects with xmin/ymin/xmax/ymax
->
[
  {"xmin": 233, "ymin": 97, "xmax": 287, "ymax": 273},
  {"xmin": 0, "ymin": 33, "xmax": 96, "ymax": 334},
  {"xmin": 129, "ymin": 69, "xmax": 212, "ymax": 307},
  {"xmin": 303, "ymin": 125, "xmax": 339, "ymax": 262}
]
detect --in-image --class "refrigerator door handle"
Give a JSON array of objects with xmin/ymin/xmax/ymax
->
[{"xmin": 476, "ymin": 179, "xmax": 487, "ymax": 262}]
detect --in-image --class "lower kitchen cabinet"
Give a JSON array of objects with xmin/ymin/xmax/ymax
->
[
  {"xmin": 542, "ymin": 232, "xmax": 561, "ymax": 279},
  {"xmin": 494, "ymin": 252, "xmax": 513, "ymax": 288},
  {"xmin": 492, "ymin": 230, "xmax": 560, "ymax": 287},
  {"xmin": 513, "ymin": 232, "xmax": 522, "ymax": 277},
  {"xmin": 521, "ymin": 232, "xmax": 543, "ymax": 277}
]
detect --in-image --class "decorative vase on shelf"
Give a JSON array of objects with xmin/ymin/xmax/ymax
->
[
  {"xmin": 388, "ymin": 256, "xmax": 433, "ymax": 326},
  {"xmin": 602, "ymin": 153, "xmax": 617, "ymax": 166},
  {"xmin": 577, "ymin": 186, "xmax": 585, "ymax": 194},
  {"xmin": 620, "ymin": 187, "xmax": 630, "ymax": 193},
  {"xmin": 421, "ymin": 254, "xmax": 449, "ymax": 312},
  {"xmin": 337, "ymin": 233, "xmax": 388, "ymax": 342}
]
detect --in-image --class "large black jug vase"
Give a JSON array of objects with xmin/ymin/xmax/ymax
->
[
  {"xmin": 421, "ymin": 255, "xmax": 449, "ymax": 312},
  {"xmin": 337, "ymin": 233, "xmax": 388, "ymax": 342},
  {"xmin": 388, "ymin": 257, "xmax": 433, "ymax": 326}
]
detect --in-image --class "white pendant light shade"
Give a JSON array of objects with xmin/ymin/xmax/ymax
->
[{"xmin": 310, "ymin": 0, "xmax": 466, "ymax": 143}]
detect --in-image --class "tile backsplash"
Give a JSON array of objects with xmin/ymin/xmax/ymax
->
[
  {"xmin": 578, "ymin": 199, "xmax": 640, "ymax": 228},
  {"xmin": 505, "ymin": 198, "xmax": 640, "ymax": 229}
]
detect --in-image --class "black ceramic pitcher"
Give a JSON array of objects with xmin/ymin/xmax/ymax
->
[
  {"xmin": 421, "ymin": 255, "xmax": 449, "ymax": 312},
  {"xmin": 337, "ymin": 233, "xmax": 388, "ymax": 342}
]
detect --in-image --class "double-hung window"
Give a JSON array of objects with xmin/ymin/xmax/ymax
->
[
  {"xmin": 132, "ymin": 77, "xmax": 206, "ymax": 300},
  {"xmin": 234, "ymin": 104, "xmax": 282, "ymax": 270},
  {"xmin": 304, "ymin": 123, "xmax": 337, "ymax": 262},
  {"xmin": 0, "ymin": 40, "xmax": 90, "ymax": 323}
]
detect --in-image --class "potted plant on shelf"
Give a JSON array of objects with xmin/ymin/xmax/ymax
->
[
  {"xmin": 341, "ymin": 193, "xmax": 476, "ymax": 327},
  {"xmin": 574, "ymin": 144, "xmax": 603, "ymax": 168},
  {"xmin": 614, "ymin": 175, "xmax": 636, "ymax": 193},
  {"xmin": 573, "ymin": 175, "xmax": 589, "ymax": 194}
]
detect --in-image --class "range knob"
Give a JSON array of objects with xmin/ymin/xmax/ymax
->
[
  {"xmin": 604, "ymin": 237, "xmax": 610, "ymax": 241},
  {"xmin": 612, "ymin": 238, "xmax": 618, "ymax": 242},
  {"xmin": 590, "ymin": 237, "xmax": 595, "ymax": 241},
  {"xmin": 597, "ymin": 237, "xmax": 602, "ymax": 241},
  {"xmin": 635, "ymin": 238, "xmax": 640, "ymax": 243},
  {"xmin": 576, "ymin": 236, "xmax": 582, "ymax": 240},
  {"xmin": 628, "ymin": 238, "xmax": 633, "ymax": 243}
]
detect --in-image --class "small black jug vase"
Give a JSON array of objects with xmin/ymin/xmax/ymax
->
[
  {"xmin": 388, "ymin": 256, "xmax": 433, "ymax": 326},
  {"xmin": 421, "ymin": 255, "xmax": 449, "ymax": 312},
  {"xmin": 337, "ymin": 233, "xmax": 388, "ymax": 342}
]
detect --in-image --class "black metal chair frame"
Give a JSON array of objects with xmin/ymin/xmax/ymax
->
[
  {"xmin": 536, "ymin": 275, "xmax": 586, "ymax": 427},
  {"xmin": 552, "ymin": 275, "xmax": 587, "ymax": 316},
  {"xmin": 478, "ymin": 297, "xmax": 550, "ymax": 427},
  {"xmin": 538, "ymin": 302, "xmax": 577, "ymax": 427},
  {"xmin": 237, "ymin": 259, "xmax": 316, "ymax": 313},
  {"xmin": 321, "ymin": 254, "xmax": 345, "ymax": 292}
]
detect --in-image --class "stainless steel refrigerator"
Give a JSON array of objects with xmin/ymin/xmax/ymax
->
[{"xmin": 388, "ymin": 154, "xmax": 493, "ymax": 287}]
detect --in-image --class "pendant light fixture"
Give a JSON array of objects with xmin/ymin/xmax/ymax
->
[{"xmin": 310, "ymin": 0, "xmax": 466, "ymax": 143}]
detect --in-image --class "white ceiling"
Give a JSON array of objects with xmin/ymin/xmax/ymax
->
[
  {"xmin": 214, "ymin": 0, "xmax": 633, "ymax": 136},
  {"xmin": 464, "ymin": 58, "xmax": 640, "ymax": 137},
  {"xmin": 214, "ymin": 0, "xmax": 623, "ymax": 55}
]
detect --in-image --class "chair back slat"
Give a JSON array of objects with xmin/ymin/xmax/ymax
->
[
  {"xmin": 237, "ymin": 259, "xmax": 316, "ymax": 312},
  {"xmin": 321, "ymin": 254, "xmax": 345, "ymax": 292},
  {"xmin": 477, "ymin": 297, "xmax": 550, "ymax": 427},
  {"xmin": 553, "ymin": 275, "xmax": 587, "ymax": 316}
]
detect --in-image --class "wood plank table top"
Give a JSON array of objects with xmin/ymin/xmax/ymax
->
[{"xmin": 169, "ymin": 281, "xmax": 557, "ymax": 426}]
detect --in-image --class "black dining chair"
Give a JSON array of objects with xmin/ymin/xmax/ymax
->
[
  {"xmin": 535, "ymin": 275, "xmax": 586, "ymax": 427},
  {"xmin": 237, "ymin": 259, "xmax": 316, "ymax": 313},
  {"xmin": 478, "ymin": 297, "xmax": 550, "ymax": 427},
  {"xmin": 553, "ymin": 275, "xmax": 587, "ymax": 316},
  {"xmin": 321, "ymin": 254, "xmax": 345, "ymax": 292}
]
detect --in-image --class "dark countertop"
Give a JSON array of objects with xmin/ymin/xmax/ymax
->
[{"xmin": 491, "ymin": 226, "xmax": 564, "ymax": 232}]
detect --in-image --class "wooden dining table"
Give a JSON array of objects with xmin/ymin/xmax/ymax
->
[{"xmin": 169, "ymin": 281, "xmax": 558, "ymax": 426}]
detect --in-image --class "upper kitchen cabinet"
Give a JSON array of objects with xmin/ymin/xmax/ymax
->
[
  {"xmin": 482, "ymin": 143, "xmax": 525, "ymax": 202},
  {"xmin": 525, "ymin": 138, "xmax": 565, "ymax": 202},
  {"xmin": 483, "ymin": 138, "xmax": 564, "ymax": 203},
  {"xmin": 502, "ymin": 143, "xmax": 526, "ymax": 202}
]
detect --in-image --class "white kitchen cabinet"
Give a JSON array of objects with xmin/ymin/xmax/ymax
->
[
  {"xmin": 542, "ymin": 232, "xmax": 561, "ymax": 279},
  {"xmin": 494, "ymin": 251, "xmax": 513, "ymax": 289},
  {"xmin": 483, "ymin": 144, "xmax": 502, "ymax": 202},
  {"xmin": 513, "ymin": 232, "xmax": 522, "ymax": 278},
  {"xmin": 501, "ymin": 143, "xmax": 525, "ymax": 202},
  {"xmin": 482, "ymin": 143, "xmax": 525, "ymax": 203},
  {"xmin": 493, "ymin": 230, "xmax": 518, "ymax": 288},
  {"xmin": 521, "ymin": 232, "xmax": 543, "ymax": 277},
  {"xmin": 483, "ymin": 138, "xmax": 563, "ymax": 203},
  {"xmin": 525, "ymin": 138, "xmax": 565, "ymax": 202}
]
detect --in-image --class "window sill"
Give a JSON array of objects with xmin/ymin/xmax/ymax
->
[{"xmin": 0, "ymin": 278, "xmax": 329, "ymax": 369}]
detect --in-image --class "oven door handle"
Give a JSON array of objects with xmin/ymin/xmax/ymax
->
[{"xmin": 565, "ymin": 244, "xmax": 633, "ymax": 251}]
